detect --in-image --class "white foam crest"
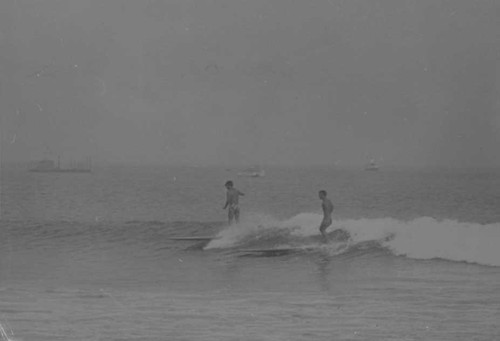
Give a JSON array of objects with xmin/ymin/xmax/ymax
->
[
  {"xmin": 382, "ymin": 217, "xmax": 500, "ymax": 266},
  {"xmin": 339, "ymin": 217, "xmax": 401, "ymax": 242},
  {"xmin": 333, "ymin": 217, "xmax": 500, "ymax": 266},
  {"xmin": 0, "ymin": 321, "xmax": 18, "ymax": 341},
  {"xmin": 205, "ymin": 213, "xmax": 281, "ymax": 249},
  {"xmin": 281, "ymin": 213, "xmax": 323, "ymax": 236}
]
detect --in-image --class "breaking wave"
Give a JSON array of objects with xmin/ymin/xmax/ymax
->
[{"xmin": 205, "ymin": 213, "xmax": 500, "ymax": 266}]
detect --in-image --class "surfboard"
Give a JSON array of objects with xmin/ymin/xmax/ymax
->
[
  {"xmin": 237, "ymin": 242, "xmax": 350, "ymax": 255},
  {"xmin": 167, "ymin": 236, "xmax": 215, "ymax": 241},
  {"xmin": 236, "ymin": 247, "xmax": 303, "ymax": 254}
]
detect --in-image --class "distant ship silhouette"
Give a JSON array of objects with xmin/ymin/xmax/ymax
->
[
  {"xmin": 237, "ymin": 166, "xmax": 265, "ymax": 177},
  {"xmin": 365, "ymin": 160, "xmax": 379, "ymax": 171},
  {"xmin": 29, "ymin": 157, "xmax": 91, "ymax": 173}
]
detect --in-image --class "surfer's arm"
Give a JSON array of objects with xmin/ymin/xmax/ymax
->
[
  {"xmin": 238, "ymin": 191, "xmax": 245, "ymax": 196},
  {"xmin": 324, "ymin": 200, "xmax": 333, "ymax": 215}
]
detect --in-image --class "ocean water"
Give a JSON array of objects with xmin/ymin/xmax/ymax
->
[{"xmin": 0, "ymin": 165, "xmax": 499, "ymax": 340}]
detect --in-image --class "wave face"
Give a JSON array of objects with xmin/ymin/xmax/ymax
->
[
  {"xmin": 206, "ymin": 213, "xmax": 500, "ymax": 267},
  {"xmin": 2, "ymin": 214, "xmax": 498, "ymax": 267}
]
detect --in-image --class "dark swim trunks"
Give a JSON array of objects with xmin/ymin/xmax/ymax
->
[{"xmin": 228, "ymin": 204, "xmax": 240, "ymax": 219}]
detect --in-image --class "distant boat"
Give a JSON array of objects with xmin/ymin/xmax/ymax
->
[
  {"xmin": 365, "ymin": 160, "xmax": 379, "ymax": 171},
  {"xmin": 29, "ymin": 157, "xmax": 92, "ymax": 173},
  {"xmin": 237, "ymin": 166, "xmax": 265, "ymax": 177}
]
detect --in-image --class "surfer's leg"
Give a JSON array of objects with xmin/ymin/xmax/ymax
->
[
  {"xmin": 319, "ymin": 223, "xmax": 328, "ymax": 242},
  {"xmin": 234, "ymin": 207, "xmax": 240, "ymax": 223},
  {"xmin": 319, "ymin": 219, "xmax": 332, "ymax": 242},
  {"xmin": 228, "ymin": 207, "xmax": 234, "ymax": 225}
]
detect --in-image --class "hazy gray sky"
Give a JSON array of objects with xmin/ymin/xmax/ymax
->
[{"xmin": 1, "ymin": 0, "xmax": 499, "ymax": 167}]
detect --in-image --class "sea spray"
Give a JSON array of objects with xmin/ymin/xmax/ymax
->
[
  {"xmin": 205, "ymin": 214, "xmax": 285, "ymax": 249},
  {"xmin": 0, "ymin": 324, "xmax": 8, "ymax": 341},
  {"xmin": 0, "ymin": 321, "xmax": 17, "ymax": 341}
]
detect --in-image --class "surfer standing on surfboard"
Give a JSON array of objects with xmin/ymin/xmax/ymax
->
[
  {"xmin": 223, "ymin": 181, "xmax": 245, "ymax": 225},
  {"xmin": 318, "ymin": 190, "xmax": 334, "ymax": 242}
]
